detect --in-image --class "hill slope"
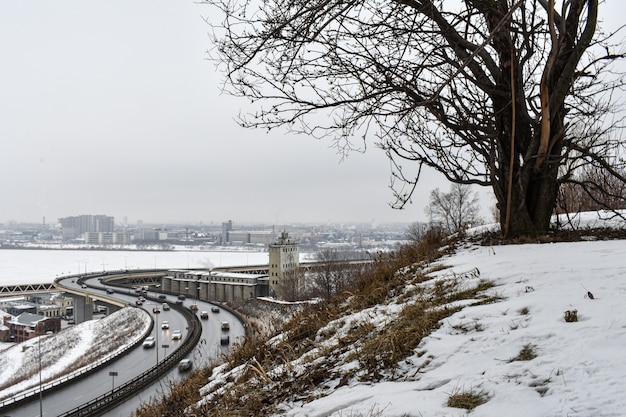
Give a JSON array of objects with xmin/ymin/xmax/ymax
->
[
  {"xmin": 271, "ymin": 238, "xmax": 626, "ymax": 416},
  {"xmin": 187, "ymin": 237, "xmax": 626, "ymax": 417}
]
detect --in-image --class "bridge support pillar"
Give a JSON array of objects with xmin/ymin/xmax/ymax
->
[{"xmin": 72, "ymin": 295, "xmax": 94, "ymax": 323}]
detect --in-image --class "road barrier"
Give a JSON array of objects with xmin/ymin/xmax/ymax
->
[{"xmin": 57, "ymin": 303, "xmax": 202, "ymax": 417}]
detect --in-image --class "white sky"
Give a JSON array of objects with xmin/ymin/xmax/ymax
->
[{"xmin": 0, "ymin": 2, "xmax": 622, "ymax": 226}]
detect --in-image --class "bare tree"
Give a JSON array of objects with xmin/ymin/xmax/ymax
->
[
  {"xmin": 426, "ymin": 184, "xmax": 482, "ymax": 234},
  {"xmin": 311, "ymin": 248, "xmax": 352, "ymax": 300},
  {"xmin": 405, "ymin": 221, "xmax": 428, "ymax": 243},
  {"xmin": 277, "ymin": 267, "xmax": 306, "ymax": 302},
  {"xmin": 556, "ymin": 166, "xmax": 626, "ymax": 214},
  {"xmin": 206, "ymin": 0, "xmax": 626, "ymax": 238}
]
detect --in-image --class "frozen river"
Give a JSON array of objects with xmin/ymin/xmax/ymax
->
[{"xmin": 0, "ymin": 248, "xmax": 271, "ymax": 286}]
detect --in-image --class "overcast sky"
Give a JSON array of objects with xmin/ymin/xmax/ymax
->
[{"xmin": 0, "ymin": 2, "xmax": 621, "ymax": 227}]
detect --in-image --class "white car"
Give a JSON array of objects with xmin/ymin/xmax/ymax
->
[
  {"xmin": 171, "ymin": 330, "xmax": 182, "ymax": 340},
  {"xmin": 161, "ymin": 321, "xmax": 169, "ymax": 330},
  {"xmin": 142, "ymin": 336, "xmax": 156, "ymax": 348},
  {"xmin": 178, "ymin": 358, "xmax": 192, "ymax": 371}
]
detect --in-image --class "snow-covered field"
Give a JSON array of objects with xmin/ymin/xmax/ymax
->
[
  {"xmin": 272, "ymin": 237, "xmax": 626, "ymax": 417},
  {"xmin": 0, "ymin": 248, "xmax": 271, "ymax": 286}
]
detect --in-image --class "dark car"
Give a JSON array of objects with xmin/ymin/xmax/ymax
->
[
  {"xmin": 106, "ymin": 288, "xmax": 114, "ymax": 294},
  {"xmin": 220, "ymin": 335, "xmax": 230, "ymax": 346},
  {"xmin": 211, "ymin": 306, "xmax": 220, "ymax": 313}
]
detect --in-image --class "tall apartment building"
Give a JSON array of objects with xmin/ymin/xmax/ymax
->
[
  {"xmin": 59, "ymin": 215, "xmax": 114, "ymax": 240},
  {"xmin": 268, "ymin": 231, "xmax": 299, "ymax": 296}
]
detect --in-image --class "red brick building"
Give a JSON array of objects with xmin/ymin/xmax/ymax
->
[{"xmin": 3, "ymin": 313, "xmax": 61, "ymax": 343}]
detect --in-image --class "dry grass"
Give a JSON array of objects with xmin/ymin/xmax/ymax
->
[
  {"xmin": 564, "ymin": 309, "xmax": 578, "ymax": 322},
  {"xmin": 133, "ymin": 230, "xmax": 499, "ymax": 417},
  {"xmin": 447, "ymin": 387, "xmax": 489, "ymax": 410},
  {"xmin": 510, "ymin": 344, "xmax": 537, "ymax": 362}
]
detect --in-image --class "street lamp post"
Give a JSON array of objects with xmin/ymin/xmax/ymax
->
[
  {"xmin": 38, "ymin": 334, "xmax": 42, "ymax": 417},
  {"xmin": 162, "ymin": 344, "xmax": 169, "ymax": 359},
  {"xmin": 109, "ymin": 371, "xmax": 118, "ymax": 391},
  {"xmin": 154, "ymin": 307, "xmax": 159, "ymax": 364}
]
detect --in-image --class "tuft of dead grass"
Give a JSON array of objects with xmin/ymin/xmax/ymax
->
[
  {"xmin": 509, "ymin": 344, "xmax": 537, "ymax": 362},
  {"xmin": 564, "ymin": 309, "xmax": 578, "ymax": 322},
  {"xmin": 447, "ymin": 386, "xmax": 489, "ymax": 410}
]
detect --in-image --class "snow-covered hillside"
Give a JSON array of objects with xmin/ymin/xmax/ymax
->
[
  {"xmin": 268, "ymin": 238, "xmax": 626, "ymax": 417},
  {"xmin": 188, "ymin": 213, "xmax": 626, "ymax": 417},
  {"xmin": 0, "ymin": 307, "xmax": 150, "ymax": 402}
]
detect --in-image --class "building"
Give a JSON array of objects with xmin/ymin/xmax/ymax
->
[
  {"xmin": 162, "ymin": 270, "xmax": 269, "ymax": 303},
  {"xmin": 84, "ymin": 231, "xmax": 129, "ymax": 245},
  {"xmin": 59, "ymin": 215, "xmax": 115, "ymax": 241},
  {"xmin": 268, "ymin": 231, "xmax": 300, "ymax": 296},
  {"xmin": 3, "ymin": 313, "xmax": 61, "ymax": 342}
]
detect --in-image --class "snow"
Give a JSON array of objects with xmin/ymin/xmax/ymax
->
[
  {"xmin": 4, "ymin": 213, "xmax": 626, "ymax": 416},
  {"xmin": 0, "ymin": 307, "xmax": 151, "ymax": 402},
  {"xmin": 271, "ymin": 231, "xmax": 626, "ymax": 415},
  {"xmin": 0, "ymin": 249, "xmax": 271, "ymax": 286}
]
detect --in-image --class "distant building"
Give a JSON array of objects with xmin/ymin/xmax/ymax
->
[
  {"xmin": 59, "ymin": 214, "xmax": 114, "ymax": 241},
  {"xmin": 220, "ymin": 220, "xmax": 275, "ymax": 246},
  {"xmin": 162, "ymin": 270, "xmax": 269, "ymax": 302},
  {"xmin": 268, "ymin": 231, "xmax": 300, "ymax": 296},
  {"xmin": 84, "ymin": 231, "xmax": 129, "ymax": 245}
]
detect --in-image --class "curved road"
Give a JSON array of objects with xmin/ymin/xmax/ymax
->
[{"xmin": 6, "ymin": 274, "xmax": 245, "ymax": 417}]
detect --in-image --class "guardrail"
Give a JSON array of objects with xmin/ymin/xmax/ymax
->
[
  {"xmin": 1, "ymin": 273, "xmax": 202, "ymax": 416},
  {"xmin": 57, "ymin": 303, "xmax": 202, "ymax": 417},
  {"xmin": 0, "ymin": 309, "xmax": 153, "ymax": 411}
]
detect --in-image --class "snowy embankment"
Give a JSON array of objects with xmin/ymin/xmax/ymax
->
[
  {"xmin": 270, "ymin": 239, "xmax": 626, "ymax": 417},
  {"xmin": 189, "ymin": 211, "xmax": 626, "ymax": 417},
  {"xmin": 0, "ymin": 307, "xmax": 151, "ymax": 402}
]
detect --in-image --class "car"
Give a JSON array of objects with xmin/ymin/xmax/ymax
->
[
  {"xmin": 138, "ymin": 296, "xmax": 146, "ymax": 302},
  {"xmin": 158, "ymin": 294, "xmax": 166, "ymax": 300},
  {"xmin": 153, "ymin": 307, "xmax": 161, "ymax": 314},
  {"xmin": 200, "ymin": 311, "xmax": 209, "ymax": 320},
  {"xmin": 221, "ymin": 322, "xmax": 230, "ymax": 331},
  {"xmin": 190, "ymin": 304, "xmax": 199, "ymax": 312},
  {"xmin": 161, "ymin": 320, "xmax": 169, "ymax": 329},
  {"xmin": 135, "ymin": 300, "xmax": 143, "ymax": 306},
  {"xmin": 162, "ymin": 303, "xmax": 170, "ymax": 311},
  {"xmin": 81, "ymin": 284, "xmax": 87, "ymax": 289},
  {"xmin": 177, "ymin": 295, "xmax": 186, "ymax": 301},
  {"xmin": 171, "ymin": 330, "xmax": 182, "ymax": 340},
  {"xmin": 211, "ymin": 306, "xmax": 220, "ymax": 313},
  {"xmin": 106, "ymin": 288, "xmax": 114, "ymax": 294},
  {"xmin": 220, "ymin": 335, "xmax": 230, "ymax": 346},
  {"xmin": 142, "ymin": 336, "xmax": 156, "ymax": 348},
  {"xmin": 178, "ymin": 358, "xmax": 192, "ymax": 371},
  {"xmin": 175, "ymin": 300, "xmax": 183, "ymax": 305}
]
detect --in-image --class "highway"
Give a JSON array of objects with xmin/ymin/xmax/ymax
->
[{"xmin": 5, "ymin": 275, "xmax": 244, "ymax": 417}]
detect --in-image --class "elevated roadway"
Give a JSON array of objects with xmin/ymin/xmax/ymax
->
[{"xmin": 3, "ymin": 272, "xmax": 244, "ymax": 417}]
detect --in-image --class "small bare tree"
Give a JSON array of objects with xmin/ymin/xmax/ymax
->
[
  {"xmin": 426, "ymin": 184, "xmax": 481, "ymax": 234},
  {"xmin": 556, "ymin": 166, "xmax": 626, "ymax": 214},
  {"xmin": 311, "ymin": 248, "xmax": 352, "ymax": 300},
  {"xmin": 406, "ymin": 222, "xmax": 429, "ymax": 243},
  {"xmin": 277, "ymin": 268, "xmax": 306, "ymax": 302}
]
